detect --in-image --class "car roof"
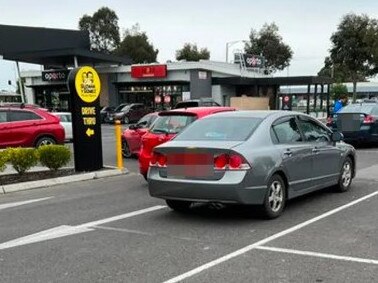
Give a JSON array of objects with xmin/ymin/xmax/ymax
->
[
  {"xmin": 202, "ymin": 110, "xmax": 281, "ymax": 119},
  {"xmin": 159, "ymin": 107, "xmax": 235, "ymax": 117}
]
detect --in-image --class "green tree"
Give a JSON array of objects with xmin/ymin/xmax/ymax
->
[
  {"xmin": 322, "ymin": 13, "xmax": 378, "ymax": 102},
  {"xmin": 245, "ymin": 23, "xmax": 293, "ymax": 73},
  {"xmin": 330, "ymin": 83, "xmax": 348, "ymax": 101},
  {"xmin": 79, "ymin": 7, "xmax": 121, "ymax": 53},
  {"xmin": 175, "ymin": 43, "xmax": 210, "ymax": 61},
  {"xmin": 115, "ymin": 24, "xmax": 158, "ymax": 63}
]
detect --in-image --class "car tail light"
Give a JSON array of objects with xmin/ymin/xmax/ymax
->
[
  {"xmin": 150, "ymin": 151, "xmax": 167, "ymax": 167},
  {"xmin": 363, "ymin": 115, "xmax": 376, "ymax": 124},
  {"xmin": 214, "ymin": 153, "xmax": 250, "ymax": 170}
]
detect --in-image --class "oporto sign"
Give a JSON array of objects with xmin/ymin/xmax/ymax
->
[
  {"xmin": 243, "ymin": 54, "xmax": 265, "ymax": 68},
  {"xmin": 42, "ymin": 70, "xmax": 69, "ymax": 82}
]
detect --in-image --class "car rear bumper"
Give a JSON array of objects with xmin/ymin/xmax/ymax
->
[
  {"xmin": 147, "ymin": 167, "xmax": 266, "ymax": 205},
  {"xmin": 342, "ymin": 131, "xmax": 378, "ymax": 143}
]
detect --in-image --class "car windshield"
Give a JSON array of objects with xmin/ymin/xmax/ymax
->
[
  {"xmin": 121, "ymin": 105, "xmax": 131, "ymax": 112},
  {"xmin": 175, "ymin": 117, "xmax": 262, "ymax": 141},
  {"xmin": 150, "ymin": 115, "xmax": 196, "ymax": 134},
  {"xmin": 115, "ymin": 104, "xmax": 128, "ymax": 112},
  {"xmin": 338, "ymin": 104, "xmax": 375, "ymax": 114}
]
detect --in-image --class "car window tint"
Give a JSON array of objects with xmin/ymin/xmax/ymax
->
[
  {"xmin": 137, "ymin": 114, "xmax": 151, "ymax": 126},
  {"xmin": 175, "ymin": 117, "xmax": 262, "ymax": 141},
  {"xmin": 272, "ymin": 118, "xmax": 302, "ymax": 143},
  {"xmin": 0, "ymin": 111, "xmax": 7, "ymax": 123},
  {"xmin": 149, "ymin": 115, "xmax": 158, "ymax": 126},
  {"xmin": 151, "ymin": 115, "xmax": 196, "ymax": 134},
  {"xmin": 298, "ymin": 119, "xmax": 330, "ymax": 142},
  {"xmin": 9, "ymin": 110, "xmax": 42, "ymax": 122}
]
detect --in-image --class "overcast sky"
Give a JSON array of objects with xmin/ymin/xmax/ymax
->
[{"xmin": 1, "ymin": 0, "xmax": 377, "ymax": 90}]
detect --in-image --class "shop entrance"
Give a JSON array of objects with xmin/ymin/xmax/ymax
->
[{"xmin": 118, "ymin": 84, "xmax": 189, "ymax": 110}]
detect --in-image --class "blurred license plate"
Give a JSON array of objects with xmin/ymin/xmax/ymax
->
[
  {"xmin": 338, "ymin": 114, "xmax": 361, "ymax": 132},
  {"xmin": 167, "ymin": 153, "xmax": 213, "ymax": 177}
]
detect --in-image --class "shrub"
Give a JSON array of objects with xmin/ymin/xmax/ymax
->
[
  {"xmin": 38, "ymin": 145, "xmax": 71, "ymax": 171},
  {"xmin": 0, "ymin": 150, "xmax": 8, "ymax": 172},
  {"xmin": 6, "ymin": 147, "xmax": 38, "ymax": 175}
]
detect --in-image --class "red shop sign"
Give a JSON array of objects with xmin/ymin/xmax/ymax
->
[
  {"xmin": 164, "ymin": 95, "xmax": 171, "ymax": 104},
  {"xmin": 131, "ymin": 65, "xmax": 167, "ymax": 78}
]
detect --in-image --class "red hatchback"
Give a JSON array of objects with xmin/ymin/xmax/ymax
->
[
  {"xmin": 138, "ymin": 107, "xmax": 235, "ymax": 180},
  {"xmin": 121, "ymin": 112, "xmax": 159, "ymax": 157},
  {"xmin": 0, "ymin": 105, "xmax": 65, "ymax": 148}
]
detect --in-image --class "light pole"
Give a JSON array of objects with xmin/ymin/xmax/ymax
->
[{"xmin": 226, "ymin": 40, "xmax": 248, "ymax": 63}]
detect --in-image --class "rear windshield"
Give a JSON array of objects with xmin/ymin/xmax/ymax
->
[
  {"xmin": 150, "ymin": 115, "xmax": 196, "ymax": 134},
  {"xmin": 174, "ymin": 102, "xmax": 198, "ymax": 109},
  {"xmin": 338, "ymin": 104, "xmax": 375, "ymax": 114},
  {"xmin": 175, "ymin": 117, "xmax": 262, "ymax": 141}
]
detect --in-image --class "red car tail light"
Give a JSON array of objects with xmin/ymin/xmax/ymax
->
[
  {"xmin": 214, "ymin": 153, "xmax": 250, "ymax": 170},
  {"xmin": 214, "ymin": 154, "xmax": 228, "ymax": 169},
  {"xmin": 150, "ymin": 152, "xmax": 167, "ymax": 167},
  {"xmin": 363, "ymin": 115, "xmax": 376, "ymax": 124}
]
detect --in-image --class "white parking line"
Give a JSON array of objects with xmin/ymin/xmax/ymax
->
[
  {"xmin": 0, "ymin": 205, "xmax": 166, "ymax": 251},
  {"xmin": 255, "ymin": 246, "xmax": 378, "ymax": 265},
  {"xmin": 0, "ymin": 197, "xmax": 53, "ymax": 211},
  {"xmin": 163, "ymin": 190, "xmax": 378, "ymax": 283}
]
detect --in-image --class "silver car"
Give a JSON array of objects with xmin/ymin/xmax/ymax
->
[{"xmin": 148, "ymin": 111, "xmax": 356, "ymax": 219}]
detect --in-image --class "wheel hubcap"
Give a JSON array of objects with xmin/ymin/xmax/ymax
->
[
  {"xmin": 268, "ymin": 181, "xmax": 283, "ymax": 212},
  {"xmin": 40, "ymin": 139, "xmax": 53, "ymax": 146},
  {"xmin": 342, "ymin": 162, "xmax": 352, "ymax": 187}
]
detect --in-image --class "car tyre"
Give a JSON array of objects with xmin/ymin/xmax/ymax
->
[
  {"xmin": 35, "ymin": 136, "xmax": 56, "ymax": 147},
  {"xmin": 166, "ymin": 200, "xmax": 192, "ymax": 212},
  {"xmin": 142, "ymin": 173, "xmax": 148, "ymax": 181},
  {"xmin": 260, "ymin": 174, "xmax": 286, "ymax": 219},
  {"xmin": 334, "ymin": 157, "xmax": 353, "ymax": 193},
  {"xmin": 121, "ymin": 139, "xmax": 132, "ymax": 158}
]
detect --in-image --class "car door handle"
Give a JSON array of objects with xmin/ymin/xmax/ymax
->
[
  {"xmin": 312, "ymin": 148, "xmax": 319, "ymax": 154},
  {"xmin": 283, "ymin": 149, "xmax": 293, "ymax": 157}
]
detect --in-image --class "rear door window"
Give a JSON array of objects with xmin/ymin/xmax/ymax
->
[
  {"xmin": 9, "ymin": 110, "xmax": 42, "ymax": 122},
  {"xmin": 151, "ymin": 115, "xmax": 196, "ymax": 134},
  {"xmin": 272, "ymin": 118, "xmax": 302, "ymax": 144},
  {"xmin": 0, "ymin": 111, "xmax": 8, "ymax": 123}
]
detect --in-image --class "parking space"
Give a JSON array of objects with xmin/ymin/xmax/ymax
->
[{"xmin": 0, "ymin": 143, "xmax": 377, "ymax": 282}]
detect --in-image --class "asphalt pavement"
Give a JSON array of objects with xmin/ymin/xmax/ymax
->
[{"xmin": 0, "ymin": 126, "xmax": 377, "ymax": 282}]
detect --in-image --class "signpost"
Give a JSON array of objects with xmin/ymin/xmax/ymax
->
[
  {"xmin": 281, "ymin": 95, "xmax": 292, "ymax": 111},
  {"xmin": 67, "ymin": 66, "xmax": 103, "ymax": 172}
]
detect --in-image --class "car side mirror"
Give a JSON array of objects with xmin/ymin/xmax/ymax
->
[
  {"xmin": 331, "ymin": 132, "xmax": 343, "ymax": 142},
  {"xmin": 128, "ymin": 124, "xmax": 137, "ymax": 130},
  {"xmin": 137, "ymin": 121, "xmax": 147, "ymax": 128}
]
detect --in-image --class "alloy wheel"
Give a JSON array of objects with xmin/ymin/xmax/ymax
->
[
  {"xmin": 342, "ymin": 161, "xmax": 352, "ymax": 188},
  {"xmin": 268, "ymin": 181, "xmax": 284, "ymax": 212}
]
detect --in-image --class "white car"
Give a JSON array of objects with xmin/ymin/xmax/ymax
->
[{"xmin": 52, "ymin": 112, "xmax": 73, "ymax": 141}]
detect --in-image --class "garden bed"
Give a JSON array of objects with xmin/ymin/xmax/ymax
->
[{"xmin": 0, "ymin": 168, "xmax": 76, "ymax": 186}]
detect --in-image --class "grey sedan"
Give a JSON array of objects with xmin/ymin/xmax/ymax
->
[{"xmin": 148, "ymin": 111, "xmax": 356, "ymax": 219}]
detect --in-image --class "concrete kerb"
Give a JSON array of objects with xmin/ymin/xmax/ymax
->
[{"xmin": 0, "ymin": 167, "xmax": 129, "ymax": 194}]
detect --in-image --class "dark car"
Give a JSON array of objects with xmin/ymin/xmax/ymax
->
[
  {"xmin": 106, "ymin": 103, "xmax": 129, "ymax": 123},
  {"xmin": 173, "ymin": 98, "xmax": 220, "ymax": 109},
  {"xmin": 327, "ymin": 102, "xmax": 378, "ymax": 144},
  {"xmin": 100, "ymin": 106, "xmax": 115, "ymax": 123},
  {"xmin": 0, "ymin": 104, "xmax": 65, "ymax": 148},
  {"xmin": 112, "ymin": 103, "xmax": 151, "ymax": 124},
  {"xmin": 148, "ymin": 111, "xmax": 356, "ymax": 219}
]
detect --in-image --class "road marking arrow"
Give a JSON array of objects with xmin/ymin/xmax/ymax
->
[
  {"xmin": 86, "ymin": 128, "xmax": 95, "ymax": 137},
  {"xmin": 0, "ymin": 205, "xmax": 166, "ymax": 250},
  {"xmin": 0, "ymin": 197, "xmax": 53, "ymax": 211}
]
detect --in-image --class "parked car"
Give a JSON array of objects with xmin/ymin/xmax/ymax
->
[
  {"xmin": 148, "ymin": 111, "xmax": 356, "ymax": 219},
  {"xmin": 173, "ymin": 98, "xmax": 221, "ymax": 109},
  {"xmin": 121, "ymin": 112, "xmax": 159, "ymax": 158},
  {"xmin": 106, "ymin": 103, "xmax": 129, "ymax": 123},
  {"xmin": 52, "ymin": 112, "xmax": 73, "ymax": 141},
  {"xmin": 0, "ymin": 105, "xmax": 65, "ymax": 148},
  {"xmin": 109, "ymin": 103, "xmax": 151, "ymax": 124},
  {"xmin": 139, "ymin": 107, "xmax": 235, "ymax": 180},
  {"xmin": 100, "ymin": 106, "xmax": 115, "ymax": 123},
  {"xmin": 327, "ymin": 102, "xmax": 378, "ymax": 144}
]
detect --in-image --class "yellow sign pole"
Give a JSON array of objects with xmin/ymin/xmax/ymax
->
[{"xmin": 115, "ymin": 120, "xmax": 124, "ymax": 170}]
